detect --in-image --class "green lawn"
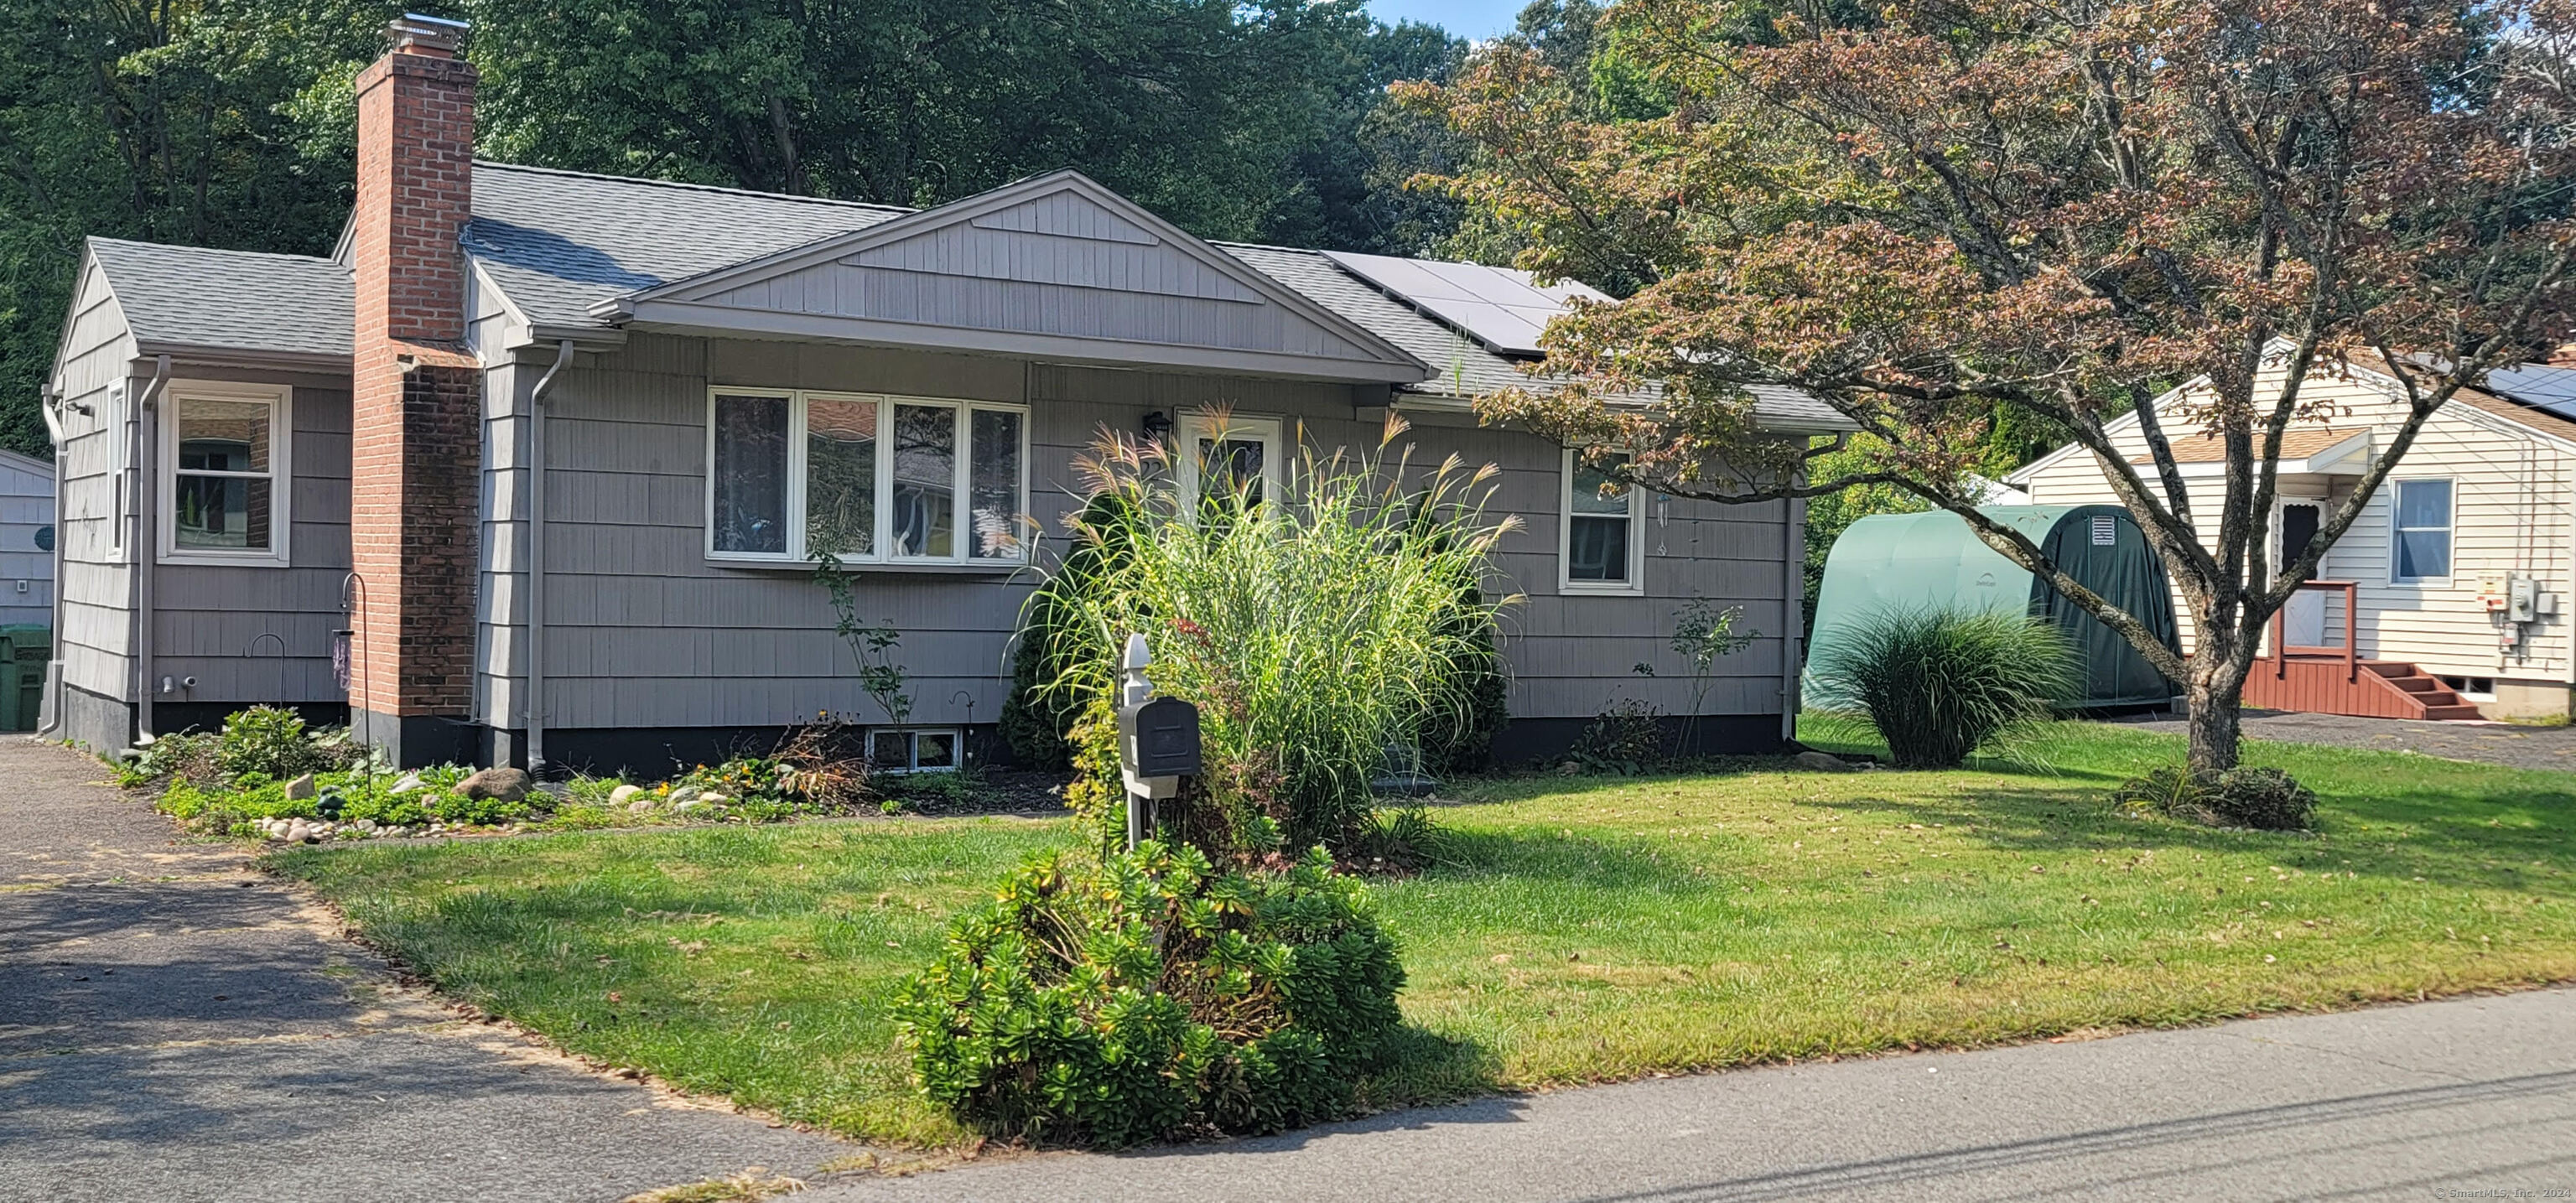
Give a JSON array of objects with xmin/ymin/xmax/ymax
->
[{"xmin": 272, "ymin": 721, "xmax": 2576, "ymax": 1146}]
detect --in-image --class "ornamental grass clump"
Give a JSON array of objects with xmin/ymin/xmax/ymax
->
[
  {"xmin": 1809, "ymin": 605, "xmax": 2075, "ymax": 768},
  {"xmin": 1035, "ymin": 413, "xmax": 1519, "ymax": 856}
]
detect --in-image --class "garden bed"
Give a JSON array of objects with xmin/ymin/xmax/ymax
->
[{"xmin": 269, "ymin": 720, "xmax": 2576, "ymax": 1146}]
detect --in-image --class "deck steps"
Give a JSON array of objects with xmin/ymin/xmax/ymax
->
[{"xmin": 2243, "ymin": 656, "xmax": 2483, "ymax": 721}]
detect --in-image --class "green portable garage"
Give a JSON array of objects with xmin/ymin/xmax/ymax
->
[{"xmin": 1807, "ymin": 506, "xmax": 2181, "ymax": 710}]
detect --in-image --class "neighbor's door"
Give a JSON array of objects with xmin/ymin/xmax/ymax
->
[{"xmin": 2278, "ymin": 500, "xmax": 2326, "ymax": 647}]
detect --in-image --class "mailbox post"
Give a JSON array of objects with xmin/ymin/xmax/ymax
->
[{"xmin": 1114, "ymin": 633, "xmax": 1201, "ymax": 849}]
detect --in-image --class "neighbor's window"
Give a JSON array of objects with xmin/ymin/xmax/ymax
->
[
  {"xmin": 164, "ymin": 385, "xmax": 289, "ymax": 563},
  {"xmin": 870, "ymin": 727, "xmax": 958, "ymax": 773},
  {"xmin": 706, "ymin": 389, "xmax": 1026, "ymax": 563},
  {"xmin": 1561, "ymin": 449, "xmax": 1640, "ymax": 592},
  {"xmin": 2392, "ymin": 479, "xmax": 2453, "ymax": 583}
]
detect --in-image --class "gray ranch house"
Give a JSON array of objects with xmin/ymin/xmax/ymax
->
[{"xmin": 35, "ymin": 17, "xmax": 1848, "ymax": 774}]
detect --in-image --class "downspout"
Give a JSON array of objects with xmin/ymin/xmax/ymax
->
[
  {"xmin": 132, "ymin": 355, "xmax": 172, "ymax": 744},
  {"xmin": 523, "ymin": 340, "xmax": 574, "ymax": 775},
  {"xmin": 34, "ymin": 385, "xmax": 67, "ymax": 738},
  {"xmin": 1781, "ymin": 490, "xmax": 1804, "ymax": 748}
]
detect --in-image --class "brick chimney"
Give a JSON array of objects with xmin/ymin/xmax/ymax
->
[{"xmin": 349, "ymin": 13, "xmax": 480, "ymax": 767}]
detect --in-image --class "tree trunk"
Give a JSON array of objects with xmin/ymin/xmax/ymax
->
[{"xmin": 2182, "ymin": 653, "xmax": 2256, "ymax": 777}]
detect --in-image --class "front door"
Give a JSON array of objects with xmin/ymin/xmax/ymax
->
[{"xmin": 2279, "ymin": 500, "xmax": 2326, "ymax": 647}]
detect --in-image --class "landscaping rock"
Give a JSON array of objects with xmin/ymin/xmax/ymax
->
[
  {"xmin": 1793, "ymin": 750, "xmax": 1856, "ymax": 772},
  {"xmin": 698, "ymin": 792, "xmax": 729, "ymax": 806},
  {"xmin": 626, "ymin": 798, "xmax": 654, "ymax": 814},
  {"xmin": 458, "ymin": 767, "xmax": 532, "ymax": 802},
  {"xmin": 609, "ymin": 784, "xmax": 644, "ymax": 806},
  {"xmin": 283, "ymin": 774, "xmax": 317, "ymax": 801}
]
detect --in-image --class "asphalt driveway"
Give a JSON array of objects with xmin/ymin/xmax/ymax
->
[
  {"xmin": 0, "ymin": 736, "xmax": 854, "ymax": 1203},
  {"xmin": 2108, "ymin": 708, "xmax": 2576, "ymax": 771}
]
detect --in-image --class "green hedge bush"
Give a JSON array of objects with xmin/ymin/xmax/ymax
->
[
  {"xmin": 2115, "ymin": 765, "xmax": 2319, "ymax": 830},
  {"xmin": 899, "ymin": 841, "xmax": 1405, "ymax": 1148}
]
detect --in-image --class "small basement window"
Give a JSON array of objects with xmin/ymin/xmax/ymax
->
[
  {"xmin": 2438, "ymin": 675, "xmax": 2496, "ymax": 700},
  {"xmin": 870, "ymin": 728, "xmax": 959, "ymax": 773}
]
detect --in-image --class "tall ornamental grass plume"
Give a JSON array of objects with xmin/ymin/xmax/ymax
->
[
  {"xmin": 1035, "ymin": 411, "xmax": 1519, "ymax": 857},
  {"xmin": 1809, "ymin": 606, "xmax": 2074, "ymax": 769}
]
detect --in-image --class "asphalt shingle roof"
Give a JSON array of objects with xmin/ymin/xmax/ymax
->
[
  {"xmin": 465, "ymin": 162, "xmax": 910, "ymax": 329},
  {"xmin": 76, "ymin": 162, "xmax": 1852, "ymax": 431},
  {"xmin": 86, "ymin": 237, "xmax": 352, "ymax": 358}
]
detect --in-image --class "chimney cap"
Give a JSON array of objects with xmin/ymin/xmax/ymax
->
[{"xmin": 388, "ymin": 13, "xmax": 469, "ymax": 55}]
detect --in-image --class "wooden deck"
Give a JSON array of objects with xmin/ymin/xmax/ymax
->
[{"xmin": 2243, "ymin": 656, "xmax": 2484, "ymax": 720}]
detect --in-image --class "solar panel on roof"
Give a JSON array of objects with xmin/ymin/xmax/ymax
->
[
  {"xmin": 2483, "ymin": 364, "xmax": 2576, "ymax": 422},
  {"xmin": 1323, "ymin": 250, "xmax": 1610, "ymax": 356}
]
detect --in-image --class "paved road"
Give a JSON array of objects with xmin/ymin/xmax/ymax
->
[
  {"xmin": 2110, "ymin": 708, "xmax": 2576, "ymax": 771},
  {"xmin": 0, "ymin": 736, "xmax": 853, "ymax": 1203},
  {"xmin": 819, "ymin": 988, "xmax": 2576, "ymax": 1203}
]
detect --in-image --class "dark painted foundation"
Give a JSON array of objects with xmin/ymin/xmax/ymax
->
[
  {"xmin": 515, "ymin": 723, "xmax": 1015, "ymax": 781},
  {"xmin": 1486, "ymin": 713, "xmax": 1786, "ymax": 766},
  {"xmin": 351, "ymin": 710, "xmax": 480, "ymax": 770}
]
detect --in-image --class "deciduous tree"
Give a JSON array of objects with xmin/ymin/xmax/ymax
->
[{"xmin": 1404, "ymin": 0, "xmax": 2576, "ymax": 772}]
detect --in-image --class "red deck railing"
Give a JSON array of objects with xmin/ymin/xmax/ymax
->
[{"xmin": 2270, "ymin": 579, "xmax": 2359, "ymax": 683}]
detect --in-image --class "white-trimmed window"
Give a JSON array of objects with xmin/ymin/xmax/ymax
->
[
  {"xmin": 2391, "ymin": 478, "xmax": 2453, "ymax": 583},
  {"xmin": 706, "ymin": 389, "xmax": 1027, "ymax": 564},
  {"xmin": 162, "ymin": 382, "xmax": 291, "ymax": 565},
  {"xmin": 1561, "ymin": 449, "xmax": 1642, "ymax": 594},
  {"xmin": 1175, "ymin": 412, "xmax": 1285, "ymax": 511},
  {"xmin": 871, "ymin": 727, "xmax": 958, "ymax": 773}
]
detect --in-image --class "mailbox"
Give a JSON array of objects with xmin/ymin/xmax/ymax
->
[{"xmin": 1119, "ymin": 696, "xmax": 1202, "ymax": 779}]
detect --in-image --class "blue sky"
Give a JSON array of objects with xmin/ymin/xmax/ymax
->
[{"xmin": 1367, "ymin": 0, "xmax": 1525, "ymax": 39}]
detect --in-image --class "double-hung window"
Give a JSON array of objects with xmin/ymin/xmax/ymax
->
[
  {"xmin": 1175, "ymin": 412, "xmax": 1285, "ymax": 511},
  {"xmin": 162, "ymin": 382, "xmax": 290, "ymax": 565},
  {"xmin": 707, "ymin": 389, "xmax": 1027, "ymax": 565},
  {"xmin": 2391, "ymin": 478, "xmax": 2453, "ymax": 583},
  {"xmin": 1561, "ymin": 449, "xmax": 1642, "ymax": 594}
]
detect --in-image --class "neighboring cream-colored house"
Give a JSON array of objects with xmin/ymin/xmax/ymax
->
[{"xmin": 2006, "ymin": 351, "xmax": 2576, "ymax": 721}]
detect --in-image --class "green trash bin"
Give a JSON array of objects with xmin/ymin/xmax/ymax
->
[{"xmin": 0, "ymin": 625, "xmax": 51, "ymax": 732}]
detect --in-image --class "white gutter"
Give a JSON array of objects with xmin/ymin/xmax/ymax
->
[
  {"xmin": 131, "ymin": 355, "xmax": 172, "ymax": 744},
  {"xmin": 34, "ymin": 385, "xmax": 68, "ymax": 738},
  {"xmin": 523, "ymin": 340, "xmax": 574, "ymax": 774}
]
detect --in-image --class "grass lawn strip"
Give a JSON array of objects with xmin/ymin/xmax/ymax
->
[{"xmin": 271, "ymin": 721, "xmax": 2576, "ymax": 1146}]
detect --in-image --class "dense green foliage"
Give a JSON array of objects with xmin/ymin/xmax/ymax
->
[
  {"xmin": 1807, "ymin": 607, "xmax": 2074, "ymax": 769},
  {"xmin": 898, "ymin": 841, "xmax": 1405, "ymax": 1147},
  {"xmin": 2116, "ymin": 765, "xmax": 2320, "ymax": 832},
  {"xmin": 0, "ymin": 0, "xmax": 1470, "ymax": 459}
]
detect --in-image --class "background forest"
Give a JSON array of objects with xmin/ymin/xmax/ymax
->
[{"xmin": 0, "ymin": 0, "xmax": 1626, "ymax": 460}]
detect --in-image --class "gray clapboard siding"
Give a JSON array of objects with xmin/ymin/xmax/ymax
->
[
  {"xmin": 51, "ymin": 259, "xmax": 138, "ymax": 705},
  {"xmin": 147, "ymin": 376, "xmax": 352, "ymax": 713},
  {"xmin": 480, "ymin": 340, "xmax": 1798, "ymax": 734}
]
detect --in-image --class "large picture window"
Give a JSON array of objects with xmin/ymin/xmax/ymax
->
[
  {"xmin": 707, "ymin": 389, "xmax": 1026, "ymax": 564},
  {"xmin": 162, "ymin": 383, "xmax": 290, "ymax": 564},
  {"xmin": 1561, "ymin": 449, "xmax": 1642, "ymax": 594},
  {"xmin": 2391, "ymin": 478, "xmax": 2453, "ymax": 583}
]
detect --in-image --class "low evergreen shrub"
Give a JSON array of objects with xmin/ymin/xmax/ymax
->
[
  {"xmin": 1806, "ymin": 606, "xmax": 2074, "ymax": 768},
  {"xmin": 899, "ymin": 841, "xmax": 1405, "ymax": 1148}
]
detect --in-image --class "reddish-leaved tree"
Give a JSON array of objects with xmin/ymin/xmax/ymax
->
[{"xmin": 1402, "ymin": 0, "xmax": 2576, "ymax": 772}]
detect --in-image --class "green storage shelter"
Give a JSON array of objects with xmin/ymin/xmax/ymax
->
[
  {"xmin": 1806, "ymin": 506, "xmax": 2180, "ymax": 710},
  {"xmin": 0, "ymin": 624, "xmax": 49, "ymax": 732}
]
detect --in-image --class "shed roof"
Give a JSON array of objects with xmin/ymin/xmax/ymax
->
[{"xmin": 86, "ymin": 237, "xmax": 351, "ymax": 359}]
